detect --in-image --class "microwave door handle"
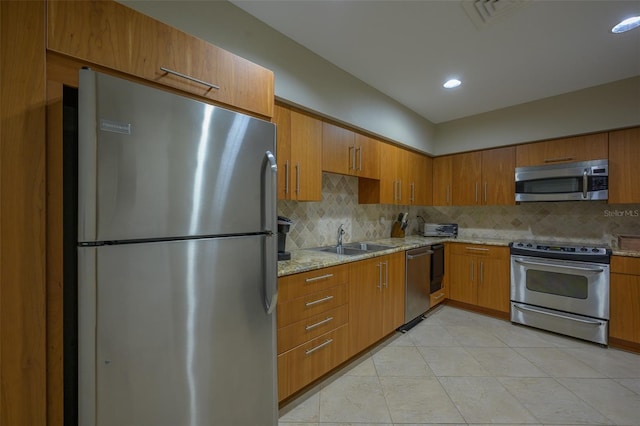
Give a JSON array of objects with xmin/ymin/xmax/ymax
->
[
  {"xmin": 514, "ymin": 258, "xmax": 604, "ymax": 274},
  {"xmin": 583, "ymin": 169, "xmax": 588, "ymax": 199}
]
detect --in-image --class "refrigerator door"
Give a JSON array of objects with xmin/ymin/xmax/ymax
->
[
  {"xmin": 80, "ymin": 235, "xmax": 278, "ymax": 426},
  {"xmin": 78, "ymin": 69, "xmax": 276, "ymax": 243}
]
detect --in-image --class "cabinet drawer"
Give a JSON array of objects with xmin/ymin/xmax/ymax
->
[
  {"xmin": 449, "ymin": 243, "xmax": 508, "ymax": 257},
  {"xmin": 277, "ymin": 284, "xmax": 348, "ymax": 328},
  {"xmin": 611, "ymin": 256, "xmax": 640, "ymax": 275},
  {"xmin": 279, "ymin": 264, "xmax": 348, "ymax": 302},
  {"xmin": 430, "ymin": 289, "xmax": 446, "ymax": 307},
  {"xmin": 277, "ymin": 304, "xmax": 348, "ymax": 354},
  {"xmin": 277, "ymin": 324, "xmax": 348, "ymax": 400}
]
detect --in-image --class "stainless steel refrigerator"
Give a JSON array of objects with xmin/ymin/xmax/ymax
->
[{"xmin": 77, "ymin": 69, "xmax": 278, "ymax": 425}]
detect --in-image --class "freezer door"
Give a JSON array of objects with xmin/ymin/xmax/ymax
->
[
  {"xmin": 78, "ymin": 70, "xmax": 276, "ymax": 242},
  {"xmin": 80, "ymin": 236, "xmax": 278, "ymax": 426}
]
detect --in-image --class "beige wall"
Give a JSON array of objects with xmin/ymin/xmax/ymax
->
[{"xmin": 434, "ymin": 76, "xmax": 640, "ymax": 155}]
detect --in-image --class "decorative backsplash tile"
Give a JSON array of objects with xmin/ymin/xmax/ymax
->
[{"xmin": 278, "ymin": 173, "xmax": 640, "ymax": 250}]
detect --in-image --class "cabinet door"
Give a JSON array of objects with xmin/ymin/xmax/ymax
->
[
  {"xmin": 382, "ymin": 252, "xmax": 406, "ymax": 335},
  {"xmin": 609, "ymin": 127, "xmax": 640, "ymax": 204},
  {"xmin": 452, "ymin": 151, "xmax": 482, "ymax": 205},
  {"xmin": 610, "ymin": 273, "xmax": 640, "ymax": 344},
  {"xmin": 348, "ymin": 257, "xmax": 384, "ymax": 356},
  {"xmin": 47, "ymin": 0, "xmax": 274, "ymax": 117},
  {"xmin": 290, "ymin": 111, "xmax": 322, "ymax": 201},
  {"xmin": 432, "ymin": 155, "xmax": 452, "ymax": 206},
  {"xmin": 355, "ymin": 134, "xmax": 380, "ymax": 179},
  {"xmin": 273, "ymin": 105, "xmax": 292, "ymax": 200},
  {"xmin": 410, "ymin": 153, "xmax": 432, "ymax": 206},
  {"xmin": 448, "ymin": 252, "xmax": 477, "ymax": 305},
  {"xmin": 379, "ymin": 143, "xmax": 399, "ymax": 204},
  {"xmin": 476, "ymin": 254, "xmax": 510, "ymax": 313},
  {"xmin": 482, "ymin": 146, "xmax": 515, "ymax": 205},
  {"xmin": 322, "ymin": 122, "xmax": 355, "ymax": 176},
  {"xmin": 515, "ymin": 133, "xmax": 608, "ymax": 167}
]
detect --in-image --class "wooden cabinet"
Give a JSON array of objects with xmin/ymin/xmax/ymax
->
[
  {"xmin": 402, "ymin": 149, "xmax": 433, "ymax": 206},
  {"xmin": 47, "ymin": 0, "xmax": 274, "ymax": 117},
  {"xmin": 515, "ymin": 132, "xmax": 608, "ymax": 167},
  {"xmin": 610, "ymin": 256, "xmax": 640, "ymax": 351},
  {"xmin": 452, "ymin": 151, "xmax": 482, "ymax": 206},
  {"xmin": 273, "ymin": 105, "xmax": 323, "ymax": 201},
  {"xmin": 359, "ymin": 144, "xmax": 431, "ymax": 205},
  {"xmin": 451, "ymin": 147, "xmax": 515, "ymax": 206},
  {"xmin": 322, "ymin": 122, "xmax": 380, "ymax": 179},
  {"xmin": 609, "ymin": 127, "xmax": 640, "ymax": 204},
  {"xmin": 348, "ymin": 252, "xmax": 405, "ymax": 356},
  {"xmin": 432, "ymin": 155, "xmax": 453, "ymax": 206},
  {"xmin": 448, "ymin": 244, "xmax": 510, "ymax": 313},
  {"xmin": 276, "ymin": 264, "xmax": 349, "ymax": 401}
]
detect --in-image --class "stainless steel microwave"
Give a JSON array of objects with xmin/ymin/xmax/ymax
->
[{"xmin": 515, "ymin": 159, "xmax": 608, "ymax": 202}]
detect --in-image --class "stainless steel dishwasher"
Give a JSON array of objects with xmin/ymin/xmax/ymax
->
[{"xmin": 400, "ymin": 246, "xmax": 433, "ymax": 331}]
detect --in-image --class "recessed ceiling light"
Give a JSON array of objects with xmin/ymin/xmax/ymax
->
[
  {"xmin": 611, "ymin": 16, "xmax": 640, "ymax": 33},
  {"xmin": 443, "ymin": 78, "xmax": 462, "ymax": 89}
]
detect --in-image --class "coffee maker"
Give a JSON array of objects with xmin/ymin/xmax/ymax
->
[{"xmin": 277, "ymin": 216, "xmax": 293, "ymax": 261}]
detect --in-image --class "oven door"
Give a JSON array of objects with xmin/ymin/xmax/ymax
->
[{"xmin": 510, "ymin": 255, "xmax": 610, "ymax": 319}]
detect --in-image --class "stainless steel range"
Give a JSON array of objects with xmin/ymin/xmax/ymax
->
[{"xmin": 510, "ymin": 240, "xmax": 611, "ymax": 345}]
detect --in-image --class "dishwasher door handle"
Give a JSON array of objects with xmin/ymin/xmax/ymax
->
[{"xmin": 407, "ymin": 250, "xmax": 433, "ymax": 260}]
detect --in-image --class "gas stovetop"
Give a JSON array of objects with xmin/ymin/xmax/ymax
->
[{"xmin": 510, "ymin": 240, "xmax": 611, "ymax": 262}]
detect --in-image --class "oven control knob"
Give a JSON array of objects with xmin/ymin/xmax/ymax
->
[
  {"xmin": 526, "ymin": 243, "xmax": 533, "ymax": 248},
  {"xmin": 592, "ymin": 248, "xmax": 599, "ymax": 253},
  {"xmin": 580, "ymin": 247, "xmax": 588, "ymax": 252},
  {"xmin": 517, "ymin": 243, "xmax": 524, "ymax": 247}
]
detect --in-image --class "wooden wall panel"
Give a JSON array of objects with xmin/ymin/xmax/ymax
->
[{"xmin": 0, "ymin": 1, "xmax": 48, "ymax": 425}]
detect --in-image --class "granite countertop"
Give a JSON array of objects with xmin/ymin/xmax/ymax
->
[
  {"xmin": 277, "ymin": 235, "xmax": 640, "ymax": 277},
  {"xmin": 277, "ymin": 235, "xmax": 514, "ymax": 277}
]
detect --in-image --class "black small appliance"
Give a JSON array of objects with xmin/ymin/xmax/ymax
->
[{"xmin": 277, "ymin": 216, "xmax": 293, "ymax": 261}]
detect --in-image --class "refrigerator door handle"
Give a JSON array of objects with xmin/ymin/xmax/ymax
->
[
  {"xmin": 263, "ymin": 150, "xmax": 278, "ymax": 314},
  {"xmin": 78, "ymin": 69, "xmax": 98, "ymax": 242}
]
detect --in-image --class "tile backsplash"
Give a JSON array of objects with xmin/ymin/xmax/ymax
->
[{"xmin": 278, "ymin": 173, "xmax": 640, "ymax": 250}]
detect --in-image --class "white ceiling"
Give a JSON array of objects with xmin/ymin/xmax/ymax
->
[{"xmin": 230, "ymin": 0, "xmax": 640, "ymax": 124}]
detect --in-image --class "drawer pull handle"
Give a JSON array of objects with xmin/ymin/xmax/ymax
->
[
  {"xmin": 433, "ymin": 293, "xmax": 444, "ymax": 300},
  {"xmin": 305, "ymin": 273, "xmax": 334, "ymax": 283},
  {"xmin": 305, "ymin": 338, "xmax": 334, "ymax": 356},
  {"xmin": 305, "ymin": 316, "xmax": 334, "ymax": 331},
  {"xmin": 160, "ymin": 67, "xmax": 220, "ymax": 90},
  {"xmin": 305, "ymin": 295, "xmax": 334, "ymax": 307},
  {"xmin": 465, "ymin": 247, "xmax": 490, "ymax": 252}
]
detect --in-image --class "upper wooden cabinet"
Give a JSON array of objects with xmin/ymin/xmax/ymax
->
[
  {"xmin": 359, "ymin": 144, "xmax": 431, "ymax": 205},
  {"xmin": 47, "ymin": 0, "xmax": 274, "ymax": 117},
  {"xmin": 432, "ymin": 155, "xmax": 453, "ymax": 206},
  {"xmin": 451, "ymin": 147, "xmax": 515, "ymax": 206},
  {"xmin": 515, "ymin": 133, "xmax": 608, "ymax": 167},
  {"xmin": 322, "ymin": 123, "xmax": 380, "ymax": 179},
  {"xmin": 608, "ymin": 127, "xmax": 640, "ymax": 204},
  {"xmin": 274, "ymin": 105, "xmax": 323, "ymax": 201}
]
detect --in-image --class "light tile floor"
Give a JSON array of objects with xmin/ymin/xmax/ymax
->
[{"xmin": 278, "ymin": 305, "xmax": 640, "ymax": 425}]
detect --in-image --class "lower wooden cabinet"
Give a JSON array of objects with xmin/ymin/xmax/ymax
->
[
  {"xmin": 610, "ymin": 256, "xmax": 640, "ymax": 350},
  {"xmin": 276, "ymin": 264, "xmax": 349, "ymax": 401},
  {"xmin": 448, "ymin": 243, "xmax": 510, "ymax": 313},
  {"xmin": 348, "ymin": 251, "xmax": 405, "ymax": 356},
  {"xmin": 277, "ymin": 325, "xmax": 349, "ymax": 400}
]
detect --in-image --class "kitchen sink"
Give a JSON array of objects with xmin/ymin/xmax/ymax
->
[
  {"xmin": 343, "ymin": 242, "xmax": 392, "ymax": 252},
  {"xmin": 311, "ymin": 242, "xmax": 392, "ymax": 256}
]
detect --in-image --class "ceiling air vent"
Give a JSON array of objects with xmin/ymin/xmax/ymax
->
[{"xmin": 462, "ymin": 0, "xmax": 529, "ymax": 30}]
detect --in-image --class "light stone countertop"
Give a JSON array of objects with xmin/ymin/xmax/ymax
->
[
  {"xmin": 277, "ymin": 235, "xmax": 640, "ymax": 277},
  {"xmin": 277, "ymin": 235, "xmax": 514, "ymax": 277}
]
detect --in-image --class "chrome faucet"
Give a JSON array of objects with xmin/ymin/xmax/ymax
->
[{"xmin": 337, "ymin": 224, "xmax": 345, "ymax": 248}]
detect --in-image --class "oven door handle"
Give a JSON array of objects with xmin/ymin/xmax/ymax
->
[
  {"xmin": 512, "ymin": 304, "xmax": 604, "ymax": 326},
  {"xmin": 513, "ymin": 258, "xmax": 604, "ymax": 274}
]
